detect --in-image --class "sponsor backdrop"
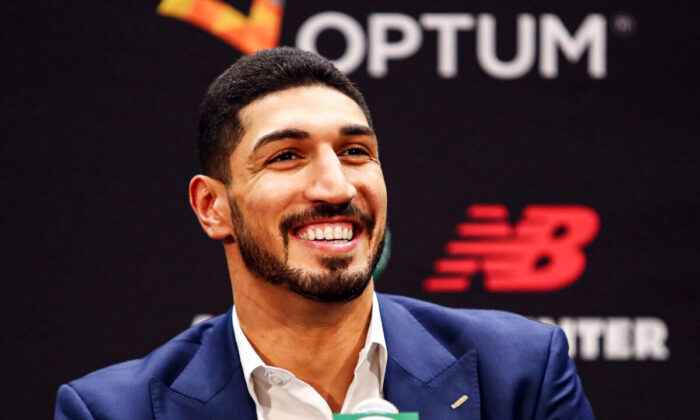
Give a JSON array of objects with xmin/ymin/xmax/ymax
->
[{"xmin": 2, "ymin": 1, "xmax": 697, "ymax": 418}]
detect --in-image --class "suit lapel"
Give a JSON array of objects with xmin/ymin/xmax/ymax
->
[
  {"xmin": 149, "ymin": 298, "xmax": 482, "ymax": 419},
  {"xmin": 379, "ymin": 295, "xmax": 481, "ymax": 419},
  {"xmin": 150, "ymin": 310, "xmax": 256, "ymax": 420}
]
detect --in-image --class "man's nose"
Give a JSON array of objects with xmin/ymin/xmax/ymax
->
[{"xmin": 304, "ymin": 148, "xmax": 357, "ymax": 204}]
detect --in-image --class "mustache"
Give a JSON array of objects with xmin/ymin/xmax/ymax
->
[{"xmin": 279, "ymin": 202, "xmax": 376, "ymax": 241}]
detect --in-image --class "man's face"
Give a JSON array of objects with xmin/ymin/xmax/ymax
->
[{"xmin": 226, "ymin": 85, "xmax": 387, "ymax": 302}]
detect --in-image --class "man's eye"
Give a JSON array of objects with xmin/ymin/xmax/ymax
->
[
  {"xmin": 342, "ymin": 148, "xmax": 370, "ymax": 156},
  {"xmin": 270, "ymin": 151, "xmax": 298, "ymax": 162}
]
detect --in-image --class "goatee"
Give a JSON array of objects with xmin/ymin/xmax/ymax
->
[{"xmin": 228, "ymin": 199, "xmax": 385, "ymax": 303}]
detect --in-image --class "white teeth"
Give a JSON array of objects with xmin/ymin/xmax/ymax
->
[{"xmin": 300, "ymin": 225, "xmax": 355, "ymax": 241}]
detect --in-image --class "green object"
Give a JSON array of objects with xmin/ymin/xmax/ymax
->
[
  {"xmin": 333, "ymin": 414, "xmax": 418, "ymax": 419},
  {"xmin": 372, "ymin": 226, "xmax": 391, "ymax": 280}
]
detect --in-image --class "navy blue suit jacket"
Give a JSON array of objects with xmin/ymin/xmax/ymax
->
[{"xmin": 55, "ymin": 294, "xmax": 594, "ymax": 419}]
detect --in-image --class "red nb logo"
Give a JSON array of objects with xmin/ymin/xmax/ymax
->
[{"xmin": 424, "ymin": 205, "xmax": 600, "ymax": 292}]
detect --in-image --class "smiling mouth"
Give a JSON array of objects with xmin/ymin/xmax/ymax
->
[{"xmin": 294, "ymin": 221, "xmax": 358, "ymax": 243}]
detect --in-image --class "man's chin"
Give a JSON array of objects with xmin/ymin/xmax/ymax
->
[
  {"xmin": 286, "ymin": 274, "xmax": 372, "ymax": 303},
  {"xmin": 280, "ymin": 263, "xmax": 372, "ymax": 303}
]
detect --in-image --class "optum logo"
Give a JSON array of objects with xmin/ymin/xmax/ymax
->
[
  {"xmin": 297, "ymin": 12, "xmax": 607, "ymax": 79},
  {"xmin": 158, "ymin": 2, "xmax": 609, "ymax": 80}
]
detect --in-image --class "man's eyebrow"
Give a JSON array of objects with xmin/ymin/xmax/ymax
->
[
  {"xmin": 340, "ymin": 124, "xmax": 375, "ymax": 137},
  {"xmin": 253, "ymin": 128, "xmax": 309, "ymax": 153}
]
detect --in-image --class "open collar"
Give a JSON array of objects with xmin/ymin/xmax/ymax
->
[{"xmin": 231, "ymin": 293, "xmax": 388, "ymax": 394}]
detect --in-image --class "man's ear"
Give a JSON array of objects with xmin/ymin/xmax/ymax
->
[{"xmin": 189, "ymin": 175, "xmax": 234, "ymax": 241}]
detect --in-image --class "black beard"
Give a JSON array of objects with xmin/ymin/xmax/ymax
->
[{"xmin": 228, "ymin": 199, "xmax": 385, "ymax": 303}]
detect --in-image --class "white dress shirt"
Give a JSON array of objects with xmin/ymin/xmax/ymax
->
[{"xmin": 231, "ymin": 293, "xmax": 388, "ymax": 420}]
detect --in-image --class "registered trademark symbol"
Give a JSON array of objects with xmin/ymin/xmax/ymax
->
[{"xmin": 612, "ymin": 12, "xmax": 636, "ymax": 37}]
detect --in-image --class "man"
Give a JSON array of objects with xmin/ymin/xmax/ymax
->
[{"xmin": 55, "ymin": 47, "xmax": 594, "ymax": 419}]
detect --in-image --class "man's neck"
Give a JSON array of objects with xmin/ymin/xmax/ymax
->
[{"xmin": 233, "ymin": 277, "xmax": 374, "ymax": 413}]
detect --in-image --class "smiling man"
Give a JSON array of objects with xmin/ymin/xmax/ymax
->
[
  {"xmin": 205, "ymin": 84, "xmax": 386, "ymax": 306},
  {"xmin": 55, "ymin": 47, "xmax": 594, "ymax": 420}
]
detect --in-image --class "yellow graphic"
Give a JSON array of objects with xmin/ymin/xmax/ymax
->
[{"xmin": 157, "ymin": 0, "xmax": 284, "ymax": 54}]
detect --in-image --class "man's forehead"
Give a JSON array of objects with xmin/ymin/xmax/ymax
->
[{"xmin": 238, "ymin": 85, "xmax": 369, "ymax": 138}]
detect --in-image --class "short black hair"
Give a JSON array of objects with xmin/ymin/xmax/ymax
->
[{"xmin": 197, "ymin": 47, "xmax": 373, "ymax": 183}]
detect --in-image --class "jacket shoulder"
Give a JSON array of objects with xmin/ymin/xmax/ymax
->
[
  {"xmin": 380, "ymin": 294, "xmax": 555, "ymax": 358},
  {"xmin": 379, "ymin": 294, "xmax": 593, "ymax": 419},
  {"xmin": 56, "ymin": 314, "xmax": 227, "ymax": 420}
]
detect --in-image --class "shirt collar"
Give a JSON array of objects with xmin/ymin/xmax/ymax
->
[
  {"xmin": 231, "ymin": 292, "xmax": 388, "ymax": 389},
  {"xmin": 365, "ymin": 293, "xmax": 388, "ymax": 387}
]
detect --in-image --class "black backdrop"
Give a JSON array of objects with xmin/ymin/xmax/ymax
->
[{"xmin": 2, "ymin": 1, "xmax": 698, "ymax": 419}]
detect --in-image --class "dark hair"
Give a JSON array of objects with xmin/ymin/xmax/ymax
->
[{"xmin": 197, "ymin": 47, "xmax": 373, "ymax": 183}]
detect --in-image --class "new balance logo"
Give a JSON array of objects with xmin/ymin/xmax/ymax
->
[
  {"xmin": 424, "ymin": 205, "xmax": 600, "ymax": 293},
  {"xmin": 157, "ymin": 0, "xmax": 284, "ymax": 54}
]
